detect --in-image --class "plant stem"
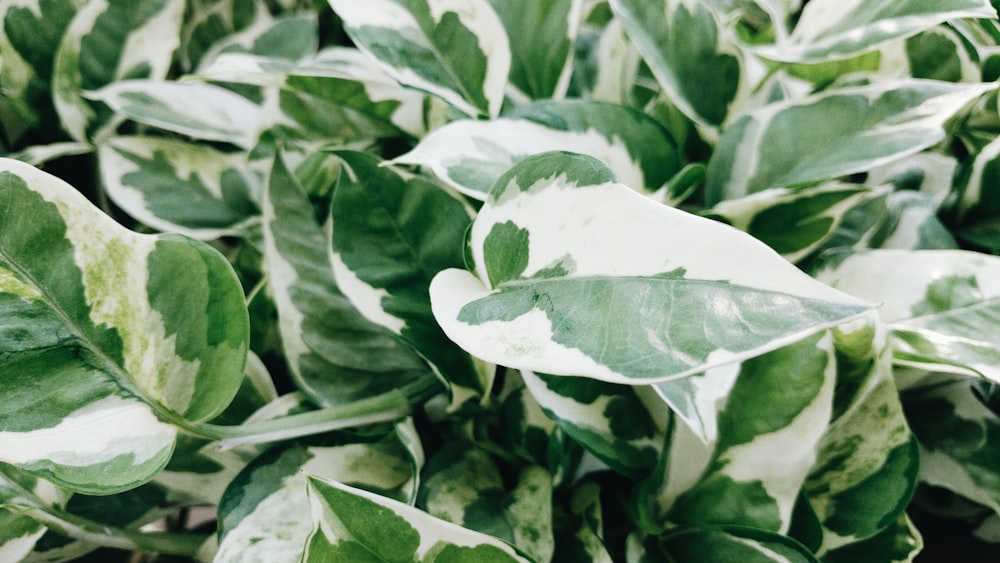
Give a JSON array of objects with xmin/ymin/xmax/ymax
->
[{"xmin": 196, "ymin": 375, "xmax": 443, "ymax": 449}]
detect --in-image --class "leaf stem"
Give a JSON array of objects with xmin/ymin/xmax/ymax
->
[{"xmin": 198, "ymin": 375, "xmax": 443, "ymax": 449}]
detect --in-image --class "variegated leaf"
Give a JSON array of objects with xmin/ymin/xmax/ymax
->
[
  {"xmin": 610, "ymin": 0, "xmax": 748, "ymax": 129},
  {"xmin": 804, "ymin": 318, "xmax": 918, "ymax": 555},
  {"xmin": 327, "ymin": 0, "xmax": 511, "ymax": 119},
  {"xmin": 873, "ymin": 191, "xmax": 958, "ymax": 251},
  {"xmin": 0, "ymin": 0, "xmax": 83, "ymax": 141},
  {"xmin": 87, "ymin": 80, "xmax": 270, "ymax": 149},
  {"xmin": 177, "ymin": 0, "xmax": 271, "ymax": 72},
  {"xmin": 394, "ymin": 99, "xmax": 679, "ymax": 199},
  {"xmin": 329, "ymin": 151, "xmax": 484, "ymax": 402},
  {"xmin": 0, "ymin": 158, "xmax": 248, "ymax": 493},
  {"xmin": 653, "ymin": 525, "xmax": 821, "ymax": 562},
  {"xmin": 904, "ymin": 381, "xmax": 1000, "ymax": 519},
  {"xmin": 753, "ymin": 0, "xmax": 995, "ymax": 63},
  {"xmin": 304, "ymin": 475, "xmax": 531, "ymax": 562},
  {"xmin": 419, "ymin": 443, "xmax": 554, "ymax": 562},
  {"xmin": 430, "ymin": 152, "xmax": 869, "ymax": 384},
  {"xmin": 663, "ymin": 332, "xmax": 837, "ymax": 534},
  {"xmin": 820, "ymin": 513, "xmax": 922, "ymax": 563},
  {"xmin": 216, "ymin": 423, "xmax": 421, "ymax": 563},
  {"xmin": 0, "ymin": 471, "xmax": 65, "ymax": 563},
  {"xmin": 815, "ymin": 249, "xmax": 1000, "ymax": 382},
  {"xmin": 900, "ymin": 25, "xmax": 981, "ymax": 83},
  {"xmin": 98, "ymin": 135, "xmax": 260, "ymax": 239},
  {"xmin": 703, "ymin": 182, "xmax": 877, "ymax": 263},
  {"xmin": 571, "ymin": 17, "xmax": 640, "ymax": 106},
  {"xmin": 705, "ymin": 80, "xmax": 995, "ymax": 204},
  {"xmin": 51, "ymin": 0, "xmax": 184, "ymax": 142},
  {"xmin": 196, "ymin": 47, "xmax": 427, "ymax": 137},
  {"xmin": 262, "ymin": 154, "xmax": 429, "ymax": 406},
  {"xmin": 488, "ymin": 0, "xmax": 581, "ymax": 100},
  {"xmin": 522, "ymin": 370, "xmax": 665, "ymax": 479},
  {"xmin": 554, "ymin": 479, "xmax": 615, "ymax": 562}
]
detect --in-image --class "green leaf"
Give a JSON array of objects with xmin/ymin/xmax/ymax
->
[
  {"xmin": 303, "ymin": 475, "xmax": 531, "ymax": 562},
  {"xmin": 706, "ymin": 80, "xmax": 994, "ymax": 204},
  {"xmin": 395, "ymin": 99, "xmax": 679, "ymax": 199},
  {"xmin": 754, "ymin": 0, "xmax": 996, "ymax": 63},
  {"xmin": 610, "ymin": 0, "xmax": 747, "ymax": 129},
  {"xmin": 0, "ymin": 158, "xmax": 248, "ymax": 493},
  {"xmin": 704, "ymin": 182, "xmax": 877, "ymax": 263},
  {"xmin": 327, "ymin": 0, "xmax": 511, "ymax": 118},
  {"xmin": 98, "ymin": 135, "xmax": 260, "ymax": 239},
  {"xmin": 87, "ymin": 80, "xmax": 268, "ymax": 149},
  {"xmin": 656, "ymin": 525, "xmax": 820, "ymax": 563},
  {"xmin": 217, "ymin": 424, "xmax": 421, "ymax": 563},
  {"xmin": 488, "ymin": 0, "xmax": 580, "ymax": 100},
  {"xmin": 52, "ymin": 0, "xmax": 184, "ymax": 142},
  {"xmin": 820, "ymin": 513, "xmax": 922, "ymax": 563},
  {"xmin": 176, "ymin": 0, "xmax": 269, "ymax": 72},
  {"xmin": 816, "ymin": 250, "xmax": 1000, "ymax": 382},
  {"xmin": 262, "ymin": 154, "xmax": 429, "ymax": 406},
  {"xmin": 430, "ymin": 152, "xmax": 869, "ymax": 383}
]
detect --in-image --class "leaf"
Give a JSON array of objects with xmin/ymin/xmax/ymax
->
[
  {"xmin": 176, "ymin": 0, "xmax": 270, "ymax": 72},
  {"xmin": 703, "ymin": 182, "xmax": 877, "ymax": 263},
  {"xmin": 303, "ymin": 475, "xmax": 531, "ymax": 562},
  {"xmin": 394, "ymin": 99, "xmax": 679, "ymax": 199},
  {"xmin": 820, "ymin": 513, "xmax": 922, "ymax": 563},
  {"xmin": 87, "ymin": 80, "xmax": 268, "ymax": 149},
  {"xmin": 815, "ymin": 250, "xmax": 1000, "ymax": 382},
  {"xmin": 488, "ymin": 0, "xmax": 581, "ymax": 100},
  {"xmin": 52, "ymin": 0, "xmax": 184, "ymax": 142},
  {"xmin": 664, "ymin": 333, "xmax": 837, "ymax": 534},
  {"xmin": 522, "ymin": 370, "xmax": 665, "ymax": 479},
  {"xmin": 98, "ymin": 135, "xmax": 260, "ymax": 239},
  {"xmin": 0, "ymin": 158, "xmax": 249, "ymax": 493},
  {"xmin": 327, "ymin": 0, "xmax": 511, "ymax": 118},
  {"xmin": 430, "ymin": 152, "xmax": 869, "ymax": 384},
  {"xmin": 705, "ymin": 80, "xmax": 995, "ymax": 204},
  {"xmin": 610, "ymin": 0, "xmax": 747, "ymax": 128},
  {"xmin": 753, "ymin": 0, "xmax": 996, "ymax": 63},
  {"xmin": 903, "ymin": 380, "xmax": 1000, "ymax": 517},
  {"xmin": 656, "ymin": 525, "xmax": 820, "ymax": 563},
  {"xmin": 262, "ymin": 154, "xmax": 429, "ymax": 406},
  {"xmin": 216, "ymin": 424, "xmax": 420, "ymax": 563}
]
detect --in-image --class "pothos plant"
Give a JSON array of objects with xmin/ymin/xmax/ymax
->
[{"xmin": 2, "ymin": 0, "xmax": 1000, "ymax": 561}]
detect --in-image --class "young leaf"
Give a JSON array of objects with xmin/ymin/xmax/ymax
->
[
  {"xmin": 216, "ymin": 425, "xmax": 420, "ymax": 563},
  {"xmin": 707, "ymin": 80, "xmax": 995, "ymax": 204},
  {"xmin": 327, "ymin": 0, "xmax": 511, "ymax": 118},
  {"xmin": 488, "ymin": 0, "xmax": 581, "ymax": 100},
  {"xmin": 430, "ymin": 152, "xmax": 869, "ymax": 384},
  {"xmin": 394, "ymin": 99, "xmax": 679, "ymax": 199},
  {"xmin": 815, "ymin": 249, "xmax": 1000, "ymax": 382},
  {"xmin": 610, "ymin": 0, "xmax": 748, "ymax": 129},
  {"xmin": 98, "ymin": 135, "xmax": 260, "ymax": 239},
  {"xmin": 52, "ymin": 0, "xmax": 184, "ymax": 142},
  {"xmin": 262, "ymin": 154, "xmax": 429, "ymax": 406},
  {"xmin": 303, "ymin": 475, "xmax": 532, "ymax": 562},
  {"xmin": 0, "ymin": 158, "xmax": 248, "ymax": 493},
  {"xmin": 754, "ymin": 0, "xmax": 996, "ymax": 63}
]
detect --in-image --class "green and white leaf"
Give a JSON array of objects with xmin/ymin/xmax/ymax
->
[
  {"xmin": 488, "ymin": 0, "xmax": 581, "ymax": 100},
  {"xmin": 395, "ymin": 99, "xmax": 679, "ymax": 199},
  {"xmin": 873, "ymin": 191, "xmax": 959, "ymax": 251},
  {"xmin": 555, "ymin": 479, "xmax": 615, "ymax": 562},
  {"xmin": 87, "ymin": 80, "xmax": 273, "ymax": 149},
  {"xmin": 327, "ymin": 0, "xmax": 511, "ymax": 118},
  {"xmin": 655, "ymin": 525, "xmax": 821, "ymax": 563},
  {"xmin": 706, "ymin": 80, "xmax": 995, "ymax": 203},
  {"xmin": 522, "ymin": 370, "xmax": 665, "ymax": 479},
  {"xmin": 52, "ymin": 0, "xmax": 184, "ymax": 142},
  {"xmin": 98, "ymin": 135, "xmax": 260, "ymax": 239},
  {"xmin": 804, "ymin": 317, "xmax": 918, "ymax": 554},
  {"xmin": 610, "ymin": 0, "xmax": 749, "ymax": 129},
  {"xmin": 304, "ymin": 475, "xmax": 531, "ymax": 562},
  {"xmin": 329, "ymin": 151, "xmax": 484, "ymax": 401},
  {"xmin": 196, "ymin": 47, "xmax": 428, "ymax": 137},
  {"xmin": 216, "ymin": 423, "xmax": 420, "ymax": 563},
  {"xmin": 430, "ymin": 152, "xmax": 869, "ymax": 383},
  {"xmin": 177, "ymin": 0, "xmax": 272, "ymax": 72},
  {"xmin": 419, "ymin": 443, "xmax": 554, "ymax": 562},
  {"xmin": 754, "ymin": 0, "xmax": 996, "ymax": 63},
  {"xmin": 905, "ymin": 381, "xmax": 1000, "ymax": 518},
  {"xmin": 571, "ymin": 17, "xmax": 640, "ymax": 106},
  {"xmin": 0, "ymin": 158, "xmax": 248, "ymax": 493},
  {"xmin": 704, "ymin": 182, "xmax": 878, "ymax": 263},
  {"xmin": 0, "ymin": 471, "xmax": 66, "ymax": 563},
  {"xmin": 816, "ymin": 249, "xmax": 1000, "ymax": 382},
  {"xmin": 262, "ymin": 154, "xmax": 429, "ymax": 406},
  {"xmin": 820, "ymin": 513, "xmax": 922, "ymax": 563}
]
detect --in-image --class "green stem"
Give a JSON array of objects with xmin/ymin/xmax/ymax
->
[{"xmin": 194, "ymin": 375, "xmax": 443, "ymax": 449}]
